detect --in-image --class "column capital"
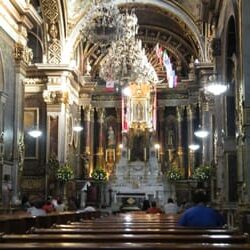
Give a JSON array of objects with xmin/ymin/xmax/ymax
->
[
  {"xmin": 186, "ymin": 104, "xmax": 196, "ymax": 120},
  {"xmin": 43, "ymin": 90, "xmax": 68, "ymax": 104},
  {"xmin": 176, "ymin": 106, "xmax": 185, "ymax": 121},
  {"xmin": 84, "ymin": 105, "xmax": 94, "ymax": 122},
  {"xmin": 96, "ymin": 107, "xmax": 105, "ymax": 123}
]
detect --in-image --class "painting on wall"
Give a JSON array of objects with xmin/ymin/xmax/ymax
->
[{"xmin": 24, "ymin": 108, "xmax": 39, "ymax": 159}]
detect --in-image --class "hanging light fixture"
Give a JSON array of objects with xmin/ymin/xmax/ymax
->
[
  {"xmin": 99, "ymin": 10, "xmax": 158, "ymax": 85},
  {"xmin": 81, "ymin": 0, "xmax": 123, "ymax": 47},
  {"xmin": 194, "ymin": 125, "xmax": 209, "ymax": 138},
  {"xmin": 188, "ymin": 144, "xmax": 200, "ymax": 151},
  {"xmin": 73, "ymin": 125, "xmax": 83, "ymax": 132},
  {"xmin": 28, "ymin": 126, "xmax": 42, "ymax": 138},
  {"xmin": 204, "ymin": 74, "xmax": 228, "ymax": 95}
]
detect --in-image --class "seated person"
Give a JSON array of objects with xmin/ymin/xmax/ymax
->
[
  {"xmin": 147, "ymin": 201, "xmax": 162, "ymax": 214},
  {"xmin": 42, "ymin": 198, "xmax": 54, "ymax": 213},
  {"xmin": 177, "ymin": 189, "xmax": 225, "ymax": 227},
  {"xmin": 164, "ymin": 198, "xmax": 179, "ymax": 214},
  {"xmin": 55, "ymin": 198, "xmax": 65, "ymax": 212},
  {"xmin": 27, "ymin": 200, "xmax": 47, "ymax": 216},
  {"xmin": 142, "ymin": 199, "xmax": 150, "ymax": 211}
]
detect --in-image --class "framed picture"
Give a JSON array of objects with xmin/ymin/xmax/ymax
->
[{"xmin": 24, "ymin": 108, "xmax": 39, "ymax": 159}]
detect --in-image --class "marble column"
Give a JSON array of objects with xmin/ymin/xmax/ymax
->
[
  {"xmin": 176, "ymin": 106, "xmax": 185, "ymax": 171},
  {"xmin": 187, "ymin": 104, "xmax": 195, "ymax": 176},
  {"xmin": 201, "ymin": 101, "xmax": 213, "ymax": 164},
  {"xmin": 241, "ymin": 0, "xmax": 250, "ymax": 202},
  {"xmin": 0, "ymin": 92, "xmax": 7, "ymax": 201},
  {"xmin": 96, "ymin": 108, "xmax": 105, "ymax": 167},
  {"xmin": 12, "ymin": 44, "xmax": 29, "ymax": 203}
]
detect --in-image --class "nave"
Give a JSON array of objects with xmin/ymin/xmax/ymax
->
[{"xmin": 1, "ymin": 0, "xmax": 250, "ymax": 244}]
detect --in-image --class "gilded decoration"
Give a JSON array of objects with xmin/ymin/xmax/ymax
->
[
  {"xmin": 43, "ymin": 90, "xmax": 68, "ymax": 104},
  {"xmin": 14, "ymin": 43, "xmax": 33, "ymax": 65},
  {"xmin": 40, "ymin": 0, "xmax": 61, "ymax": 64}
]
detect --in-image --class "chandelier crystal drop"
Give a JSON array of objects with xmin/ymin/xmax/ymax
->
[{"xmin": 81, "ymin": 0, "xmax": 123, "ymax": 45}]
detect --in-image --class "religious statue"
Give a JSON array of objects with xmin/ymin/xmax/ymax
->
[
  {"xmin": 136, "ymin": 102, "xmax": 144, "ymax": 121},
  {"xmin": 107, "ymin": 126, "xmax": 115, "ymax": 148},
  {"xmin": 80, "ymin": 181, "xmax": 91, "ymax": 208}
]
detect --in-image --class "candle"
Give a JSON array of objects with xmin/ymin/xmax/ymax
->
[{"xmin": 144, "ymin": 148, "xmax": 147, "ymax": 161}]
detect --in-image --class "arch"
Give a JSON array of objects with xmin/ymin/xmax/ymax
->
[
  {"xmin": 0, "ymin": 49, "xmax": 5, "ymax": 91},
  {"xmin": 62, "ymin": 0, "xmax": 205, "ymax": 62}
]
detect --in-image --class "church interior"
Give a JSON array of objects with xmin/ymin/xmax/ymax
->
[{"xmin": 1, "ymin": 0, "xmax": 250, "ymax": 236}]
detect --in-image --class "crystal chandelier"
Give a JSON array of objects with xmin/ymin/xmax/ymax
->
[
  {"xmin": 99, "ymin": 11, "xmax": 158, "ymax": 84},
  {"xmin": 81, "ymin": 0, "xmax": 123, "ymax": 46}
]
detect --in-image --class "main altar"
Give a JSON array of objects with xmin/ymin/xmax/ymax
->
[{"xmin": 109, "ymin": 82, "xmax": 172, "ymax": 209}]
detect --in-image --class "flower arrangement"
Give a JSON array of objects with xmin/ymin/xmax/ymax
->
[
  {"xmin": 48, "ymin": 154, "xmax": 60, "ymax": 171},
  {"xmin": 56, "ymin": 163, "xmax": 73, "ymax": 183},
  {"xmin": 91, "ymin": 168, "xmax": 107, "ymax": 181},
  {"xmin": 166, "ymin": 166, "xmax": 183, "ymax": 181},
  {"xmin": 191, "ymin": 165, "xmax": 212, "ymax": 182}
]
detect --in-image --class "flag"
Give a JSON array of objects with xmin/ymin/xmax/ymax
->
[
  {"xmin": 106, "ymin": 80, "xmax": 114, "ymax": 92},
  {"xmin": 174, "ymin": 75, "xmax": 178, "ymax": 87},
  {"xmin": 155, "ymin": 43, "xmax": 163, "ymax": 65},
  {"xmin": 163, "ymin": 50, "xmax": 172, "ymax": 74}
]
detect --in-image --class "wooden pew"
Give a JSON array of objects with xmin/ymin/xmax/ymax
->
[
  {"xmin": 0, "ymin": 233, "xmax": 248, "ymax": 244},
  {"xmin": 29, "ymin": 227, "xmax": 239, "ymax": 235},
  {"xmin": 1, "ymin": 242, "xmax": 250, "ymax": 249},
  {"xmin": 0, "ymin": 211, "xmax": 103, "ymax": 234}
]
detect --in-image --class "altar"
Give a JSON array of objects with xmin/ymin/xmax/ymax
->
[
  {"xmin": 109, "ymin": 152, "xmax": 173, "ymax": 208},
  {"xmin": 108, "ymin": 82, "xmax": 173, "ymax": 209}
]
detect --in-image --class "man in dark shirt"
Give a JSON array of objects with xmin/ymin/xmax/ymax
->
[{"xmin": 177, "ymin": 189, "xmax": 225, "ymax": 227}]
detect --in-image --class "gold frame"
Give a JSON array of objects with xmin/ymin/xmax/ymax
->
[{"xmin": 24, "ymin": 107, "xmax": 39, "ymax": 159}]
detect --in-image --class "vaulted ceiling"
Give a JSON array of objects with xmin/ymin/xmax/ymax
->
[{"xmin": 31, "ymin": 0, "xmax": 222, "ymax": 85}]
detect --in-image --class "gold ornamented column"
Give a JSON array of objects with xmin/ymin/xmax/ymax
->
[
  {"xmin": 96, "ymin": 108, "xmax": 105, "ymax": 167},
  {"xmin": 83, "ymin": 105, "xmax": 94, "ymax": 176},
  {"xmin": 14, "ymin": 43, "xmax": 33, "ymax": 202},
  {"xmin": 116, "ymin": 107, "xmax": 122, "ymax": 159},
  {"xmin": 176, "ymin": 106, "xmax": 185, "ymax": 172},
  {"xmin": 187, "ymin": 104, "xmax": 195, "ymax": 176}
]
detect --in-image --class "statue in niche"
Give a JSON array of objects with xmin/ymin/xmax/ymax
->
[
  {"xmin": 136, "ymin": 102, "xmax": 144, "ymax": 121},
  {"xmin": 167, "ymin": 129, "xmax": 175, "ymax": 146},
  {"xmin": 107, "ymin": 126, "xmax": 115, "ymax": 148}
]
